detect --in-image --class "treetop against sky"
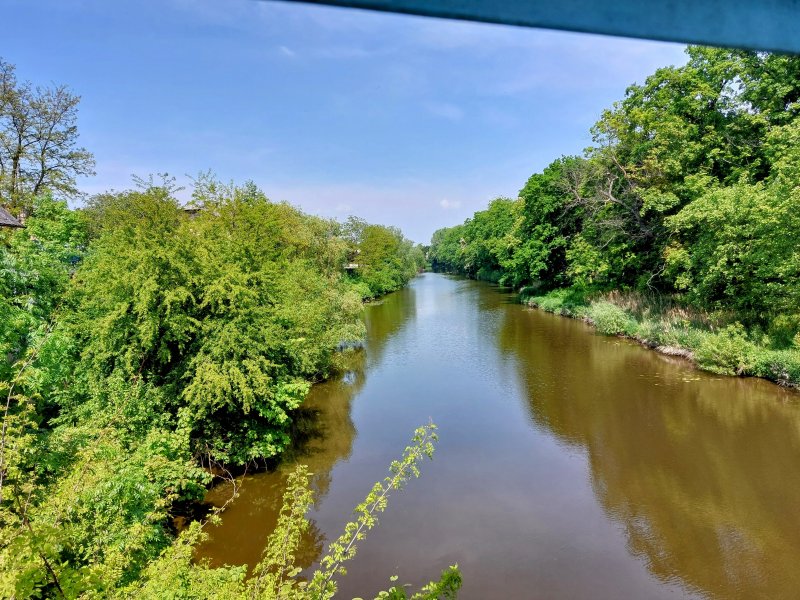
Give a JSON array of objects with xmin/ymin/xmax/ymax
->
[{"xmin": 3, "ymin": 0, "xmax": 685, "ymax": 242}]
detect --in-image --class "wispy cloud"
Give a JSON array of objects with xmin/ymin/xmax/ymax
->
[
  {"xmin": 16, "ymin": 0, "xmax": 690, "ymax": 245},
  {"xmin": 483, "ymin": 107, "xmax": 518, "ymax": 127},
  {"xmin": 440, "ymin": 198, "xmax": 462, "ymax": 210}
]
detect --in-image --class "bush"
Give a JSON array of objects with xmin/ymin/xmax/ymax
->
[
  {"xmin": 349, "ymin": 280, "xmax": 374, "ymax": 300},
  {"xmin": 630, "ymin": 318, "xmax": 664, "ymax": 344},
  {"xmin": 476, "ymin": 266, "xmax": 503, "ymax": 283},
  {"xmin": 587, "ymin": 301, "xmax": 637, "ymax": 336},
  {"xmin": 525, "ymin": 287, "xmax": 589, "ymax": 316},
  {"xmin": 695, "ymin": 324, "xmax": 756, "ymax": 376},
  {"xmin": 535, "ymin": 294, "xmax": 570, "ymax": 314},
  {"xmin": 524, "ymin": 287, "xmax": 800, "ymax": 388},
  {"xmin": 663, "ymin": 326, "xmax": 710, "ymax": 352},
  {"xmin": 752, "ymin": 348, "xmax": 800, "ymax": 386},
  {"xmin": 767, "ymin": 314, "xmax": 800, "ymax": 349}
]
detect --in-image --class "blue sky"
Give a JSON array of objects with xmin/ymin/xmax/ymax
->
[{"xmin": 3, "ymin": 0, "xmax": 686, "ymax": 242}]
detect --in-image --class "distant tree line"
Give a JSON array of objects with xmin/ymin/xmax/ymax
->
[
  {"xmin": 340, "ymin": 215, "xmax": 426, "ymax": 299},
  {"xmin": 430, "ymin": 47, "xmax": 800, "ymax": 340}
]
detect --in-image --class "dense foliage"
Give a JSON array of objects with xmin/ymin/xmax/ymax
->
[
  {"xmin": 430, "ymin": 47, "xmax": 800, "ymax": 384},
  {"xmin": 115, "ymin": 423, "xmax": 459, "ymax": 600},
  {"xmin": 74, "ymin": 179, "xmax": 370, "ymax": 464},
  {"xmin": 1, "ymin": 61, "xmax": 432, "ymax": 598},
  {"xmin": 0, "ymin": 177, "xmax": 439, "ymax": 598},
  {"xmin": 340, "ymin": 216, "xmax": 426, "ymax": 299}
]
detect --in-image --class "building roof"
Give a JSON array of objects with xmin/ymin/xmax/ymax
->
[{"xmin": 0, "ymin": 206, "xmax": 23, "ymax": 228}]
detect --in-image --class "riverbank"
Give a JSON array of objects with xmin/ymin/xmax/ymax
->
[{"xmin": 522, "ymin": 287, "xmax": 800, "ymax": 390}]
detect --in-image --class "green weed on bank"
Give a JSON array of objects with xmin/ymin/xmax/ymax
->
[{"xmin": 522, "ymin": 288, "xmax": 800, "ymax": 389}]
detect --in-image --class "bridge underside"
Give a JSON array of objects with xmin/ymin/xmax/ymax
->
[{"xmin": 281, "ymin": 0, "xmax": 800, "ymax": 54}]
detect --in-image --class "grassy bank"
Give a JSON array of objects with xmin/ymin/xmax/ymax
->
[{"xmin": 521, "ymin": 287, "xmax": 800, "ymax": 390}]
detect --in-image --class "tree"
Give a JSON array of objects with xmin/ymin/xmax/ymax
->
[
  {"xmin": 351, "ymin": 223, "xmax": 421, "ymax": 297},
  {"xmin": 0, "ymin": 58, "xmax": 95, "ymax": 216},
  {"xmin": 505, "ymin": 157, "xmax": 584, "ymax": 289},
  {"xmin": 72, "ymin": 180, "xmax": 367, "ymax": 465},
  {"xmin": 428, "ymin": 225, "xmax": 465, "ymax": 274},
  {"xmin": 459, "ymin": 198, "xmax": 518, "ymax": 283},
  {"xmin": 665, "ymin": 181, "xmax": 800, "ymax": 322},
  {"xmin": 429, "ymin": 200, "xmax": 518, "ymax": 284},
  {"xmin": 0, "ymin": 195, "xmax": 86, "ymax": 382}
]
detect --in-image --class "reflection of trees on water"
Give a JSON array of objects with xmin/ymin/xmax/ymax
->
[
  {"xmin": 295, "ymin": 353, "xmax": 367, "ymax": 503},
  {"xmin": 197, "ymin": 359, "xmax": 364, "ymax": 572},
  {"xmin": 498, "ymin": 307, "xmax": 800, "ymax": 599},
  {"xmin": 200, "ymin": 467, "xmax": 326, "ymax": 571},
  {"xmin": 363, "ymin": 285, "xmax": 417, "ymax": 368},
  {"xmin": 196, "ymin": 284, "xmax": 418, "ymax": 573}
]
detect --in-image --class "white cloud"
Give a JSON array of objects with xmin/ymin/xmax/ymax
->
[
  {"xmin": 70, "ymin": 0, "xmax": 690, "ymax": 244},
  {"xmin": 440, "ymin": 198, "xmax": 461, "ymax": 210}
]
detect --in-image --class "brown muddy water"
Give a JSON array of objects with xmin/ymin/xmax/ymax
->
[{"xmin": 196, "ymin": 273, "xmax": 800, "ymax": 599}]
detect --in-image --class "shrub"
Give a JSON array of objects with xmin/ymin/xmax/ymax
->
[
  {"xmin": 476, "ymin": 266, "xmax": 504, "ymax": 283},
  {"xmin": 664, "ymin": 326, "xmax": 709, "ymax": 352},
  {"xmin": 587, "ymin": 301, "xmax": 637, "ymax": 336},
  {"xmin": 752, "ymin": 348, "xmax": 800, "ymax": 387},
  {"xmin": 695, "ymin": 323, "xmax": 756, "ymax": 376},
  {"xmin": 349, "ymin": 280, "xmax": 374, "ymax": 300},
  {"xmin": 767, "ymin": 314, "xmax": 800, "ymax": 349},
  {"xmin": 525, "ymin": 287, "xmax": 589, "ymax": 317},
  {"xmin": 536, "ymin": 294, "xmax": 570, "ymax": 314}
]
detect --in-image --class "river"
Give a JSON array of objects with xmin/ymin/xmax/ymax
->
[{"xmin": 196, "ymin": 273, "xmax": 800, "ymax": 599}]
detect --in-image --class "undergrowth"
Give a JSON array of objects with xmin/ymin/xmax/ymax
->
[{"xmin": 522, "ymin": 288, "xmax": 800, "ymax": 389}]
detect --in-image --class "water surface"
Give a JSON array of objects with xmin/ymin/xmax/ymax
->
[{"xmin": 198, "ymin": 274, "xmax": 800, "ymax": 599}]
